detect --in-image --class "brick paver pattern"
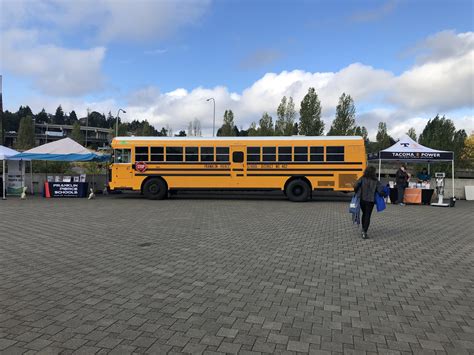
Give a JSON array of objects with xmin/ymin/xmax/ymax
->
[{"xmin": 0, "ymin": 195, "xmax": 473, "ymax": 354}]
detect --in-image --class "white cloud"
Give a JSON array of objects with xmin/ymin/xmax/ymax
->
[
  {"xmin": 390, "ymin": 31, "xmax": 474, "ymax": 111},
  {"xmin": 0, "ymin": 0, "xmax": 211, "ymax": 43},
  {"xmin": 1, "ymin": 29, "xmax": 106, "ymax": 96}
]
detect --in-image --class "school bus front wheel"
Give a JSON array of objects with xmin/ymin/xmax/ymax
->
[
  {"xmin": 285, "ymin": 179, "xmax": 311, "ymax": 202},
  {"xmin": 142, "ymin": 177, "xmax": 168, "ymax": 200}
]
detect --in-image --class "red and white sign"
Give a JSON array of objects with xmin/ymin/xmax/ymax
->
[{"xmin": 135, "ymin": 161, "xmax": 148, "ymax": 172}]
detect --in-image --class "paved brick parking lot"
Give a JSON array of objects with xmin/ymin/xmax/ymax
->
[{"xmin": 1, "ymin": 193, "xmax": 473, "ymax": 354}]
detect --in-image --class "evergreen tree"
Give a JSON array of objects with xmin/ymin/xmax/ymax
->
[
  {"xmin": 54, "ymin": 105, "xmax": 65, "ymax": 124},
  {"xmin": 70, "ymin": 121, "xmax": 84, "ymax": 145},
  {"xmin": 328, "ymin": 93, "xmax": 356, "ymax": 135},
  {"xmin": 36, "ymin": 108, "xmax": 49, "ymax": 124},
  {"xmin": 258, "ymin": 112, "xmax": 274, "ymax": 136},
  {"xmin": 419, "ymin": 115, "xmax": 468, "ymax": 168},
  {"xmin": 15, "ymin": 116, "xmax": 35, "ymax": 150},
  {"xmin": 18, "ymin": 105, "xmax": 33, "ymax": 119},
  {"xmin": 375, "ymin": 122, "xmax": 391, "ymax": 151},
  {"xmin": 299, "ymin": 88, "xmax": 324, "ymax": 136},
  {"xmin": 175, "ymin": 130, "xmax": 187, "ymax": 137},
  {"xmin": 141, "ymin": 121, "xmax": 154, "ymax": 136},
  {"xmin": 69, "ymin": 110, "xmax": 78, "ymax": 123},
  {"xmin": 406, "ymin": 127, "xmax": 417, "ymax": 141},
  {"xmin": 217, "ymin": 110, "xmax": 236, "ymax": 136}
]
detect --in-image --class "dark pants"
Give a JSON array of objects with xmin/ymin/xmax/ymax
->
[
  {"xmin": 397, "ymin": 185, "xmax": 406, "ymax": 204},
  {"xmin": 360, "ymin": 200, "xmax": 375, "ymax": 233}
]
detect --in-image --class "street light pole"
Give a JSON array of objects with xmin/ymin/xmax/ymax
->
[
  {"xmin": 116, "ymin": 108, "xmax": 126, "ymax": 137},
  {"xmin": 206, "ymin": 98, "xmax": 215, "ymax": 137}
]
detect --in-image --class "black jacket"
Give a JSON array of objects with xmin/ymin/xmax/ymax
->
[
  {"xmin": 396, "ymin": 168, "xmax": 409, "ymax": 187},
  {"xmin": 354, "ymin": 177, "xmax": 385, "ymax": 203}
]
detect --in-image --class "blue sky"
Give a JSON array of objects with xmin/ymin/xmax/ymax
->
[{"xmin": 1, "ymin": 0, "xmax": 473, "ymax": 137}]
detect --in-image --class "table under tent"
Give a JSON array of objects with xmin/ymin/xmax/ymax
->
[
  {"xmin": 1, "ymin": 145, "xmax": 23, "ymax": 200},
  {"xmin": 13, "ymin": 138, "xmax": 110, "ymax": 198},
  {"xmin": 369, "ymin": 135, "xmax": 455, "ymax": 206}
]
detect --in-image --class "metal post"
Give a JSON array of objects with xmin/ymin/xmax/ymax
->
[
  {"xmin": 452, "ymin": 159, "xmax": 455, "ymax": 199},
  {"xmin": 207, "ymin": 98, "xmax": 215, "ymax": 137},
  {"xmin": 2, "ymin": 159, "xmax": 5, "ymax": 200},
  {"xmin": 85, "ymin": 112, "xmax": 89, "ymax": 147},
  {"xmin": 378, "ymin": 158, "xmax": 381, "ymax": 180},
  {"xmin": 116, "ymin": 109, "xmax": 126, "ymax": 137}
]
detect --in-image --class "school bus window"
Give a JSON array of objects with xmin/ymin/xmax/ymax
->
[
  {"xmin": 150, "ymin": 147, "xmax": 164, "ymax": 162},
  {"xmin": 310, "ymin": 146, "xmax": 324, "ymax": 161},
  {"xmin": 166, "ymin": 147, "xmax": 183, "ymax": 162},
  {"xmin": 278, "ymin": 146, "xmax": 292, "ymax": 162},
  {"xmin": 327, "ymin": 146, "xmax": 344, "ymax": 161},
  {"xmin": 263, "ymin": 147, "xmax": 276, "ymax": 162},
  {"xmin": 233, "ymin": 151, "xmax": 244, "ymax": 163},
  {"xmin": 114, "ymin": 149, "xmax": 131, "ymax": 163},
  {"xmin": 216, "ymin": 147, "xmax": 229, "ymax": 162},
  {"xmin": 201, "ymin": 147, "xmax": 214, "ymax": 161},
  {"xmin": 247, "ymin": 147, "xmax": 260, "ymax": 162},
  {"xmin": 294, "ymin": 146, "xmax": 308, "ymax": 162},
  {"xmin": 185, "ymin": 147, "xmax": 198, "ymax": 161},
  {"xmin": 135, "ymin": 147, "xmax": 149, "ymax": 162}
]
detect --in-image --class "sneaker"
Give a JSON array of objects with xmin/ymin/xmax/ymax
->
[
  {"xmin": 399, "ymin": 203, "xmax": 406, "ymax": 206},
  {"xmin": 362, "ymin": 232, "xmax": 368, "ymax": 239}
]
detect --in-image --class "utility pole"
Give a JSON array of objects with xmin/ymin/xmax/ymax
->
[{"xmin": 85, "ymin": 108, "xmax": 90, "ymax": 147}]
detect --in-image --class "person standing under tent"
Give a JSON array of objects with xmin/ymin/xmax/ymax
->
[
  {"xmin": 395, "ymin": 164, "xmax": 409, "ymax": 206},
  {"xmin": 354, "ymin": 166, "xmax": 386, "ymax": 239}
]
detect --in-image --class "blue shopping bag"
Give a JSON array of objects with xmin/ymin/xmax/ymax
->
[
  {"xmin": 349, "ymin": 194, "xmax": 361, "ymax": 224},
  {"xmin": 375, "ymin": 192, "xmax": 386, "ymax": 212}
]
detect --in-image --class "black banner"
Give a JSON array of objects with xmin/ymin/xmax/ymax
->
[
  {"xmin": 45, "ymin": 182, "xmax": 89, "ymax": 198},
  {"xmin": 379, "ymin": 151, "xmax": 453, "ymax": 161}
]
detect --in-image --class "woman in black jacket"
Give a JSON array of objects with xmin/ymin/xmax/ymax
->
[{"xmin": 354, "ymin": 166, "xmax": 386, "ymax": 239}]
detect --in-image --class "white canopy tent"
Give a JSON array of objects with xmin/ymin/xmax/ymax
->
[
  {"xmin": 369, "ymin": 135, "xmax": 455, "ymax": 197},
  {"xmin": 0, "ymin": 145, "xmax": 20, "ymax": 200}
]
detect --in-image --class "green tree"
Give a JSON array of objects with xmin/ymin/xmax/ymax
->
[
  {"xmin": 18, "ymin": 105, "xmax": 33, "ymax": 119},
  {"xmin": 175, "ymin": 130, "xmax": 187, "ymax": 137},
  {"xmin": 36, "ymin": 108, "xmax": 49, "ymax": 124},
  {"xmin": 406, "ymin": 127, "xmax": 417, "ymax": 141},
  {"xmin": 53, "ymin": 105, "xmax": 65, "ymax": 125},
  {"xmin": 248, "ymin": 122, "xmax": 258, "ymax": 136},
  {"xmin": 299, "ymin": 88, "xmax": 323, "ymax": 136},
  {"xmin": 69, "ymin": 110, "xmax": 78, "ymax": 124},
  {"xmin": 375, "ymin": 122, "xmax": 391, "ymax": 151},
  {"xmin": 354, "ymin": 126, "xmax": 368, "ymax": 140},
  {"xmin": 275, "ymin": 96, "xmax": 297, "ymax": 136},
  {"xmin": 258, "ymin": 112, "xmax": 274, "ymax": 136},
  {"xmin": 217, "ymin": 110, "xmax": 236, "ymax": 136},
  {"xmin": 328, "ymin": 93, "xmax": 356, "ymax": 135},
  {"xmin": 419, "ymin": 115, "xmax": 467, "ymax": 164},
  {"xmin": 140, "ymin": 120, "xmax": 154, "ymax": 136},
  {"xmin": 15, "ymin": 116, "xmax": 35, "ymax": 150},
  {"xmin": 70, "ymin": 121, "xmax": 84, "ymax": 145}
]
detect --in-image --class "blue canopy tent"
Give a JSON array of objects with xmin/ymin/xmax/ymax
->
[
  {"xmin": 12, "ymin": 138, "xmax": 110, "ymax": 197},
  {"xmin": 13, "ymin": 138, "xmax": 109, "ymax": 162}
]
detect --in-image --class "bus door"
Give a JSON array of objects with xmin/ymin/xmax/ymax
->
[
  {"xmin": 112, "ymin": 148, "xmax": 133, "ymax": 187},
  {"xmin": 230, "ymin": 145, "xmax": 246, "ymax": 181}
]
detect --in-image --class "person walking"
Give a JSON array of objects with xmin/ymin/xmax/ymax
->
[
  {"xmin": 395, "ymin": 164, "xmax": 409, "ymax": 205},
  {"xmin": 354, "ymin": 166, "xmax": 386, "ymax": 239}
]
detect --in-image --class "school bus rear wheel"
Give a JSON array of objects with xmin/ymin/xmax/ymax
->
[
  {"xmin": 286, "ymin": 179, "xmax": 310, "ymax": 202},
  {"xmin": 143, "ymin": 178, "xmax": 167, "ymax": 200}
]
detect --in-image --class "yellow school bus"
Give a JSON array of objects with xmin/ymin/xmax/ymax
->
[{"xmin": 109, "ymin": 136, "xmax": 366, "ymax": 201}]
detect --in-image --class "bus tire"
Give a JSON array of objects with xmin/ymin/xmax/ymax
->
[
  {"xmin": 286, "ymin": 179, "xmax": 310, "ymax": 202},
  {"xmin": 143, "ymin": 178, "xmax": 167, "ymax": 200}
]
